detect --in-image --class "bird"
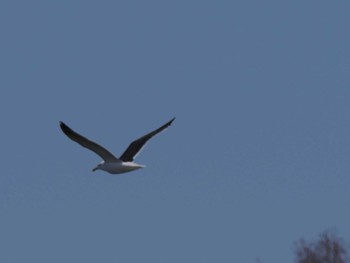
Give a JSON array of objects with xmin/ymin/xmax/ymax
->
[{"xmin": 59, "ymin": 118, "xmax": 175, "ymax": 174}]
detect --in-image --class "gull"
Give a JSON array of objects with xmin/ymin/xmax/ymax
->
[{"xmin": 59, "ymin": 118, "xmax": 175, "ymax": 174}]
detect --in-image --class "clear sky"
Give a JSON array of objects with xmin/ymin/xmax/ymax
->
[{"xmin": 1, "ymin": 1, "xmax": 349, "ymax": 262}]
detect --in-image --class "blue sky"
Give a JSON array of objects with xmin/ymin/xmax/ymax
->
[{"xmin": 1, "ymin": 1, "xmax": 350, "ymax": 262}]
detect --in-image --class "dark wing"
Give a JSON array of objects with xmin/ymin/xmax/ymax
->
[
  {"xmin": 119, "ymin": 117, "xmax": 175, "ymax": 162},
  {"xmin": 60, "ymin": 121, "xmax": 119, "ymax": 162}
]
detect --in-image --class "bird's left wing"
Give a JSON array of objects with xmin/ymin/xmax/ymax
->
[{"xmin": 60, "ymin": 122, "xmax": 119, "ymax": 162}]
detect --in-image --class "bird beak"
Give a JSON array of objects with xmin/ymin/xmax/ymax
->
[{"xmin": 92, "ymin": 167, "xmax": 98, "ymax": 172}]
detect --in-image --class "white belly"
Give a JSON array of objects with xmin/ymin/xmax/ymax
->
[{"xmin": 101, "ymin": 162, "xmax": 145, "ymax": 174}]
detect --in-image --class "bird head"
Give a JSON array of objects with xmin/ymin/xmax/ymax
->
[{"xmin": 92, "ymin": 162, "xmax": 103, "ymax": 172}]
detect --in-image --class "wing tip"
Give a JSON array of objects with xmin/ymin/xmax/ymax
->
[
  {"xmin": 59, "ymin": 121, "xmax": 72, "ymax": 135},
  {"xmin": 169, "ymin": 117, "xmax": 176, "ymax": 125}
]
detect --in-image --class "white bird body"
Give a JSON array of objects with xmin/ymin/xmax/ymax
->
[
  {"xmin": 93, "ymin": 161, "xmax": 145, "ymax": 174},
  {"xmin": 60, "ymin": 118, "xmax": 175, "ymax": 174}
]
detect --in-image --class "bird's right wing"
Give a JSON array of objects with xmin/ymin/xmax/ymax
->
[
  {"xmin": 119, "ymin": 117, "xmax": 175, "ymax": 162},
  {"xmin": 60, "ymin": 122, "xmax": 119, "ymax": 162}
]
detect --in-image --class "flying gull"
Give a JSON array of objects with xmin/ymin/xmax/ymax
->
[{"xmin": 60, "ymin": 118, "xmax": 175, "ymax": 174}]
